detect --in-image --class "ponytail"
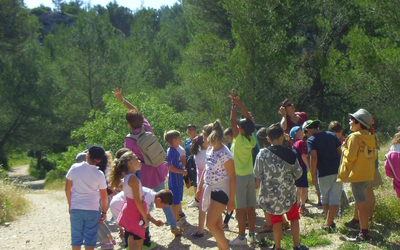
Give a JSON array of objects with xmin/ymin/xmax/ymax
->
[
  {"xmin": 190, "ymin": 135, "xmax": 204, "ymax": 155},
  {"xmin": 109, "ymin": 151, "xmax": 134, "ymax": 189},
  {"xmin": 208, "ymin": 119, "xmax": 223, "ymax": 145}
]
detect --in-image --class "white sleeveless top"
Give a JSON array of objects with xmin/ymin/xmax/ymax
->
[{"xmin": 123, "ymin": 173, "xmax": 144, "ymax": 200}]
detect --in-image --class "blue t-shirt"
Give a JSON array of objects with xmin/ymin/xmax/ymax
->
[
  {"xmin": 167, "ymin": 147, "xmax": 184, "ymax": 188},
  {"xmin": 184, "ymin": 138, "xmax": 192, "ymax": 157},
  {"xmin": 307, "ymin": 131, "xmax": 341, "ymax": 178}
]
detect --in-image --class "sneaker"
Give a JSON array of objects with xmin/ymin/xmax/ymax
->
[
  {"xmin": 188, "ymin": 199, "xmax": 200, "ymax": 208},
  {"xmin": 100, "ymin": 242, "xmax": 114, "ymax": 249},
  {"xmin": 293, "ymin": 244, "xmax": 309, "ymax": 250},
  {"xmin": 191, "ymin": 231, "xmax": 204, "ymax": 238},
  {"xmin": 344, "ymin": 219, "xmax": 360, "ymax": 230},
  {"xmin": 229, "ymin": 236, "xmax": 247, "ymax": 246},
  {"xmin": 348, "ymin": 232, "xmax": 371, "ymax": 242},
  {"xmin": 299, "ymin": 207, "xmax": 310, "ymax": 215},
  {"xmin": 321, "ymin": 222, "xmax": 336, "ymax": 233},
  {"xmin": 247, "ymin": 234, "xmax": 256, "ymax": 244},
  {"xmin": 142, "ymin": 242, "xmax": 157, "ymax": 250},
  {"xmin": 171, "ymin": 227, "xmax": 182, "ymax": 237},
  {"xmin": 179, "ymin": 211, "xmax": 186, "ymax": 219}
]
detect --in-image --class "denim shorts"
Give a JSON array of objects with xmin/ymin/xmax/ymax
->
[
  {"xmin": 318, "ymin": 174, "xmax": 342, "ymax": 206},
  {"xmin": 70, "ymin": 209, "xmax": 101, "ymax": 247},
  {"xmin": 351, "ymin": 181, "xmax": 370, "ymax": 203}
]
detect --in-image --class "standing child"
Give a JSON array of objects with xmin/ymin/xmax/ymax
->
[
  {"xmin": 337, "ymin": 109, "xmax": 377, "ymax": 242},
  {"xmin": 224, "ymin": 127, "xmax": 233, "ymax": 149},
  {"xmin": 190, "ymin": 135, "xmax": 208, "ymax": 238},
  {"xmin": 109, "ymin": 151, "xmax": 148, "ymax": 250},
  {"xmin": 164, "ymin": 130, "xmax": 188, "ymax": 227},
  {"xmin": 254, "ymin": 123, "xmax": 308, "ymax": 250},
  {"xmin": 65, "ymin": 146, "xmax": 108, "ymax": 250},
  {"xmin": 196, "ymin": 119, "xmax": 236, "ymax": 250},
  {"xmin": 229, "ymin": 89, "xmax": 257, "ymax": 245},
  {"xmin": 289, "ymin": 126, "xmax": 310, "ymax": 214}
]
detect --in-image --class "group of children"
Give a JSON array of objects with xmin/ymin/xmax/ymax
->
[{"xmin": 66, "ymin": 87, "xmax": 386, "ymax": 250}]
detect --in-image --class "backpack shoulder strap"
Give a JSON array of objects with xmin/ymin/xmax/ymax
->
[{"xmin": 126, "ymin": 125, "xmax": 146, "ymax": 141}]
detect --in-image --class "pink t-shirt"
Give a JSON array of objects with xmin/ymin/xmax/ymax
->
[{"xmin": 125, "ymin": 117, "xmax": 168, "ymax": 189}]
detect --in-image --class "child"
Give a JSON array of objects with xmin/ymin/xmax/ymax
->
[
  {"xmin": 190, "ymin": 135, "xmax": 208, "ymax": 238},
  {"xmin": 109, "ymin": 151, "xmax": 148, "ymax": 250},
  {"xmin": 337, "ymin": 109, "xmax": 377, "ymax": 242},
  {"xmin": 254, "ymin": 123, "xmax": 308, "ymax": 250},
  {"xmin": 229, "ymin": 89, "xmax": 257, "ymax": 245},
  {"xmin": 65, "ymin": 146, "xmax": 108, "ymax": 250},
  {"xmin": 224, "ymin": 127, "xmax": 233, "ymax": 149},
  {"xmin": 289, "ymin": 126, "xmax": 310, "ymax": 214},
  {"xmin": 164, "ymin": 130, "xmax": 188, "ymax": 227},
  {"xmin": 390, "ymin": 126, "xmax": 400, "ymax": 152},
  {"xmin": 196, "ymin": 119, "xmax": 236, "ymax": 250}
]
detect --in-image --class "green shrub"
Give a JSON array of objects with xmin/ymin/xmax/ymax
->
[
  {"xmin": 45, "ymin": 168, "xmax": 67, "ymax": 185},
  {"xmin": 374, "ymin": 192, "xmax": 400, "ymax": 225}
]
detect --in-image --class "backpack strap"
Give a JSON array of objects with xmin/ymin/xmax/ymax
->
[
  {"xmin": 127, "ymin": 125, "xmax": 146, "ymax": 141},
  {"xmin": 386, "ymin": 152, "xmax": 400, "ymax": 182}
]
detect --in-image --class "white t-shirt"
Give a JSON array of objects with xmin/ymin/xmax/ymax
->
[
  {"xmin": 194, "ymin": 149, "xmax": 207, "ymax": 173},
  {"xmin": 143, "ymin": 187, "xmax": 156, "ymax": 214},
  {"xmin": 110, "ymin": 191, "xmax": 126, "ymax": 220},
  {"xmin": 123, "ymin": 173, "xmax": 144, "ymax": 200},
  {"xmin": 177, "ymin": 145, "xmax": 185, "ymax": 157},
  {"xmin": 204, "ymin": 145, "xmax": 233, "ymax": 186},
  {"xmin": 66, "ymin": 162, "xmax": 107, "ymax": 211}
]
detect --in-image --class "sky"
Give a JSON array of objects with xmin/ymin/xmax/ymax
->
[{"xmin": 24, "ymin": 0, "xmax": 179, "ymax": 11}]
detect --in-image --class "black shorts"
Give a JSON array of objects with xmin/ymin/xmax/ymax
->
[
  {"xmin": 126, "ymin": 231, "xmax": 142, "ymax": 240},
  {"xmin": 211, "ymin": 190, "xmax": 229, "ymax": 205}
]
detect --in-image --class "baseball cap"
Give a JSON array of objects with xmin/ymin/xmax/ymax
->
[
  {"xmin": 289, "ymin": 126, "xmax": 302, "ymax": 139},
  {"xmin": 349, "ymin": 109, "xmax": 372, "ymax": 128},
  {"xmin": 237, "ymin": 118, "xmax": 255, "ymax": 136},
  {"xmin": 88, "ymin": 145, "xmax": 106, "ymax": 163},
  {"xmin": 302, "ymin": 120, "xmax": 321, "ymax": 131}
]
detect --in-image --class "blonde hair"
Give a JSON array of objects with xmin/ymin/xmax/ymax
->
[
  {"xmin": 109, "ymin": 151, "xmax": 135, "ymax": 189},
  {"xmin": 208, "ymin": 119, "xmax": 223, "ymax": 145},
  {"xmin": 392, "ymin": 127, "xmax": 400, "ymax": 145}
]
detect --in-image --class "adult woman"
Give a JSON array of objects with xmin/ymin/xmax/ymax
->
[
  {"xmin": 278, "ymin": 99, "xmax": 309, "ymax": 133},
  {"xmin": 196, "ymin": 120, "xmax": 236, "ymax": 250},
  {"xmin": 113, "ymin": 88, "xmax": 181, "ymax": 237}
]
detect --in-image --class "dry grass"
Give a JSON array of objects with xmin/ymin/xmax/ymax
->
[{"xmin": 0, "ymin": 178, "xmax": 30, "ymax": 224}]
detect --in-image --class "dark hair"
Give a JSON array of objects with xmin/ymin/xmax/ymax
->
[
  {"xmin": 224, "ymin": 127, "xmax": 233, "ymax": 136},
  {"xmin": 115, "ymin": 148, "xmax": 130, "ymax": 159},
  {"xmin": 187, "ymin": 124, "xmax": 197, "ymax": 130},
  {"xmin": 190, "ymin": 135, "xmax": 204, "ymax": 155},
  {"xmin": 266, "ymin": 123, "xmax": 284, "ymax": 141},
  {"xmin": 96, "ymin": 155, "xmax": 108, "ymax": 174},
  {"xmin": 307, "ymin": 122, "xmax": 320, "ymax": 130},
  {"xmin": 155, "ymin": 189, "xmax": 173, "ymax": 205},
  {"xmin": 257, "ymin": 127, "xmax": 270, "ymax": 148},
  {"xmin": 126, "ymin": 109, "xmax": 144, "ymax": 129},
  {"xmin": 109, "ymin": 151, "xmax": 135, "ymax": 189},
  {"xmin": 281, "ymin": 98, "xmax": 293, "ymax": 108},
  {"xmin": 164, "ymin": 130, "xmax": 180, "ymax": 145},
  {"xmin": 328, "ymin": 121, "xmax": 343, "ymax": 133},
  {"xmin": 203, "ymin": 123, "xmax": 213, "ymax": 138},
  {"xmin": 208, "ymin": 119, "xmax": 224, "ymax": 145},
  {"xmin": 350, "ymin": 116, "xmax": 368, "ymax": 130}
]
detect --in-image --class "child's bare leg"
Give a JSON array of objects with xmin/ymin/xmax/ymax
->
[
  {"xmin": 198, "ymin": 210, "xmax": 206, "ymax": 233},
  {"xmin": 357, "ymin": 201, "xmax": 369, "ymax": 230},
  {"xmin": 273, "ymin": 222, "xmax": 283, "ymax": 249},
  {"xmin": 206, "ymin": 200, "xmax": 229, "ymax": 250},
  {"xmin": 84, "ymin": 247, "xmax": 94, "ymax": 250},
  {"xmin": 296, "ymin": 188, "xmax": 301, "ymax": 205},
  {"xmin": 72, "ymin": 246, "xmax": 81, "ymax": 250},
  {"xmin": 172, "ymin": 204, "xmax": 180, "ymax": 221},
  {"xmin": 301, "ymin": 188, "xmax": 308, "ymax": 206},
  {"xmin": 291, "ymin": 219, "xmax": 300, "ymax": 247},
  {"xmin": 128, "ymin": 235, "xmax": 144, "ymax": 250},
  {"xmin": 246, "ymin": 206, "xmax": 256, "ymax": 233}
]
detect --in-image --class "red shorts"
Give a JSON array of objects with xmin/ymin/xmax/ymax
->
[{"xmin": 269, "ymin": 202, "xmax": 300, "ymax": 226}]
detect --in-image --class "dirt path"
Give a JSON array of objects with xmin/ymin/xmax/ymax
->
[{"xmin": 0, "ymin": 165, "xmax": 354, "ymax": 249}]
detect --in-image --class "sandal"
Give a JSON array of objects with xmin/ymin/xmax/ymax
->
[{"xmin": 257, "ymin": 225, "xmax": 273, "ymax": 233}]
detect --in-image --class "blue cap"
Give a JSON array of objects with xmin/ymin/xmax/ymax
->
[{"xmin": 289, "ymin": 126, "xmax": 301, "ymax": 139}]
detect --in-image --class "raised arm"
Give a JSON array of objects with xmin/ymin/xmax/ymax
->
[
  {"xmin": 279, "ymin": 106, "xmax": 287, "ymax": 131},
  {"xmin": 112, "ymin": 88, "xmax": 138, "ymax": 111},
  {"xmin": 230, "ymin": 89, "xmax": 250, "ymax": 138}
]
